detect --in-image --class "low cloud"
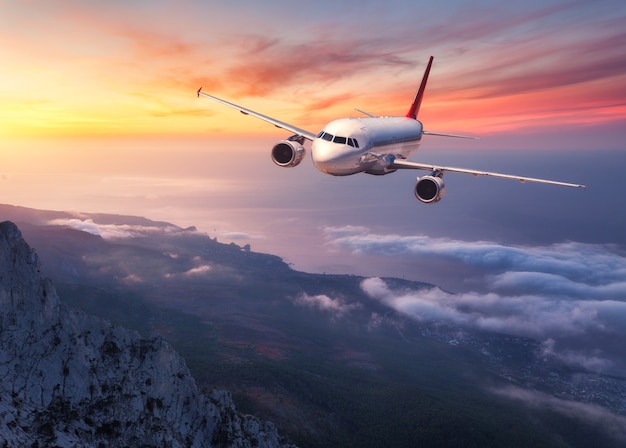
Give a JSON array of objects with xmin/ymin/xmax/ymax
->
[
  {"xmin": 181, "ymin": 265, "xmax": 212, "ymax": 276},
  {"xmin": 539, "ymin": 339, "xmax": 614, "ymax": 373},
  {"xmin": 164, "ymin": 264, "xmax": 212, "ymax": 279},
  {"xmin": 293, "ymin": 293, "xmax": 361, "ymax": 318},
  {"xmin": 218, "ymin": 231, "xmax": 264, "ymax": 241},
  {"xmin": 361, "ymin": 278, "xmax": 623, "ymax": 342},
  {"xmin": 326, "ymin": 226, "xmax": 626, "ymax": 374},
  {"xmin": 49, "ymin": 218, "xmax": 178, "ymax": 239},
  {"xmin": 325, "ymin": 226, "xmax": 626, "ymax": 291},
  {"xmin": 121, "ymin": 274, "xmax": 143, "ymax": 284},
  {"xmin": 491, "ymin": 386, "xmax": 626, "ymax": 443}
]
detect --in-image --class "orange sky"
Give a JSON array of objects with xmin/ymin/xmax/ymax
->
[{"xmin": 1, "ymin": 1, "xmax": 625, "ymax": 142}]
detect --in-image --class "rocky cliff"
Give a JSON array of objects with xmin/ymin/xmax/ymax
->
[{"xmin": 0, "ymin": 221, "xmax": 294, "ymax": 447}]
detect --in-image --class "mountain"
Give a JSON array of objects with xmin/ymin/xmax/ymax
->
[
  {"xmin": 0, "ymin": 221, "xmax": 294, "ymax": 448},
  {"xmin": 1, "ymin": 204, "xmax": 624, "ymax": 448}
]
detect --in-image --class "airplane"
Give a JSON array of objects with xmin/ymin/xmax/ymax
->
[{"xmin": 197, "ymin": 56, "xmax": 586, "ymax": 203}]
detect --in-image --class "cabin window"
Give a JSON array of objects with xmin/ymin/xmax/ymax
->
[
  {"xmin": 352, "ymin": 138, "xmax": 359, "ymax": 148},
  {"xmin": 316, "ymin": 131, "xmax": 325, "ymax": 138},
  {"xmin": 333, "ymin": 136, "xmax": 347, "ymax": 144},
  {"xmin": 322, "ymin": 133, "xmax": 333, "ymax": 142}
]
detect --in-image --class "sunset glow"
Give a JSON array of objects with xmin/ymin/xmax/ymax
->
[{"xmin": 1, "ymin": 1, "xmax": 624, "ymax": 140}]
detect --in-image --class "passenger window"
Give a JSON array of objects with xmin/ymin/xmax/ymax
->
[
  {"xmin": 322, "ymin": 133, "xmax": 333, "ymax": 141},
  {"xmin": 334, "ymin": 136, "xmax": 347, "ymax": 144}
]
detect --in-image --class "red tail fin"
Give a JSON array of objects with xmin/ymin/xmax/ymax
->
[{"xmin": 406, "ymin": 56, "xmax": 434, "ymax": 119}]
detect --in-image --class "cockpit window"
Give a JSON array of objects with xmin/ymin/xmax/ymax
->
[
  {"xmin": 318, "ymin": 132, "xmax": 359, "ymax": 147},
  {"xmin": 349, "ymin": 138, "xmax": 359, "ymax": 148}
]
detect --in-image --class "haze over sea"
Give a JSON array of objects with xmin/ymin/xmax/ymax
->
[{"xmin": 3, "ymin": 138, "xmax": 624, "ymax": 284}]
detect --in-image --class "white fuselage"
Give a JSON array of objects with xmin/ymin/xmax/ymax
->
[{"xmin": 311, "ymin": 117, "xmax": 424, "ymax": 175}]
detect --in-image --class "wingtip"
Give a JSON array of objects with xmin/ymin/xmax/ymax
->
[{"xmin": 197, "ymin": 87, "xmax": 202, "ymax": 97}]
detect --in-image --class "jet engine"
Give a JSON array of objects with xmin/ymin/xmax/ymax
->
[
  {"xmin": 271, "ymin": 140, "xmax": 306, "ymax": 167},
  {"xmin": 414, "ymin": 175, "xmax": 446, "ymax": 203}
]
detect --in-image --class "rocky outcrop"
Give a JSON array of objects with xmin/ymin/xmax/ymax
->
[{"xmin": 0, "ymin": 221, "xmax": 294, "ymax": 447}]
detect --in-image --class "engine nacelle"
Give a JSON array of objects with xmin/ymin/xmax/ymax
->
[
  {"xmin": 271, "ymin": 140, "xmax": 306, "ymax": 167},
  {"xmin": 414, "ymin": 175, "xmax": 446, "ymax": 203}
]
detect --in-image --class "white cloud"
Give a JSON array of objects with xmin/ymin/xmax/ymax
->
[
  {"xmin": 182, "ymin": 265, "xmax": 212, "ymax": 276},
  {"xmin": 539, "ymin": 339, "xmax": 614, "ymax": 372},
  {"xmin": 122, "ymin": 274, "xmax": 143, "ymax": 284},
  {"xmin": 325, "ymin": 226, "xmax": 626, "ymax": 290},
  {"xmin": 164, "ymin": 264, "xmax": 212, "ymax": 279},
  {"xmin": 218, "ymin": 231, "xmax": 264, "ymax": 241},
  {"xmin": 360, "ymin": 277, "xmax": 626, "ymax": 373},
  {"xmin": 362, "ymin": 278, "xmax": 604, "ymax": 337},
  {"xmin": 489, "ymin": 270, "xmax": 626, "ymax": 299},
  {"xmin": 293, "ymin": 293, "xmax": 361, "ymax": 317},
  {"xmin": 48, "ymin": 218, "xmax": 179, "ymax": 239},
  {"xmin": 335, "ymin": 223, "xmax": 626, "ymax": 375},
  {"xmin": 491, "ymin": 386, "xmax": 626, "ymax": 443}
]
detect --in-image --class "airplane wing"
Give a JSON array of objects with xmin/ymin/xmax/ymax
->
[
  {"xmin": 390, "ymin": 158, "xmax": 586, "ymax": 188},
  {"xmin": 423, "ymin": 131, "xmax": 479, "ymax": 139},
  {"xmin": 197, "ymin": 88, "xmax": 317, "ymax": 141}
]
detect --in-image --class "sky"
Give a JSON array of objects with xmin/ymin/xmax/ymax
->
[
  {"xmin": 1, "ymin": 0, "xmax": 625, "ymax": 140},
  {"xmin": 1, "ymin": 0, "xmax": 626, "ymax": 384}
]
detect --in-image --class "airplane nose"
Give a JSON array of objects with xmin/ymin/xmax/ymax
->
[
  {"xmin": 311, "ymin": 141, "xmax": 336, "ymax": 173},
  {"xmin": 311, "ymin": 140, "xmax": 358, "ymax": 175}
]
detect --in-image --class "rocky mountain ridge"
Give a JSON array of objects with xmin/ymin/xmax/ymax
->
[{"xmin": 0, "ymin": 221, "xmax": 294, "ymax": 447}]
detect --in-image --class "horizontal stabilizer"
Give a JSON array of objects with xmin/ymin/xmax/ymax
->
[
  {"xmin": 423, "ymin": 131, "xmax": 479, "ymax": 140},
  {"xmin": 354, "ymin": 108, "xmax": 376, "ymax": 118}
]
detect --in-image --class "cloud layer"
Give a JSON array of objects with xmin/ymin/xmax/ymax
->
[
  {"xmin": 48, "ymin": 218, "xmax": 179, "ymax": 239},
  {"xmin": 293, "ymin": 293, "xmax": 361, "ymax": 318},
  {"xmin": 492, "ymin": 385, "xmax": 626, "ymax": 443},
  {"xmin": 326, "ymin": 226, "xmax": 626, "ymax": 374}
]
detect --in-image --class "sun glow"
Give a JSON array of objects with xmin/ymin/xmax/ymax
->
[{"xmin": 0, "ymin": 1, "xmax": 623, "ymax": 142}]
